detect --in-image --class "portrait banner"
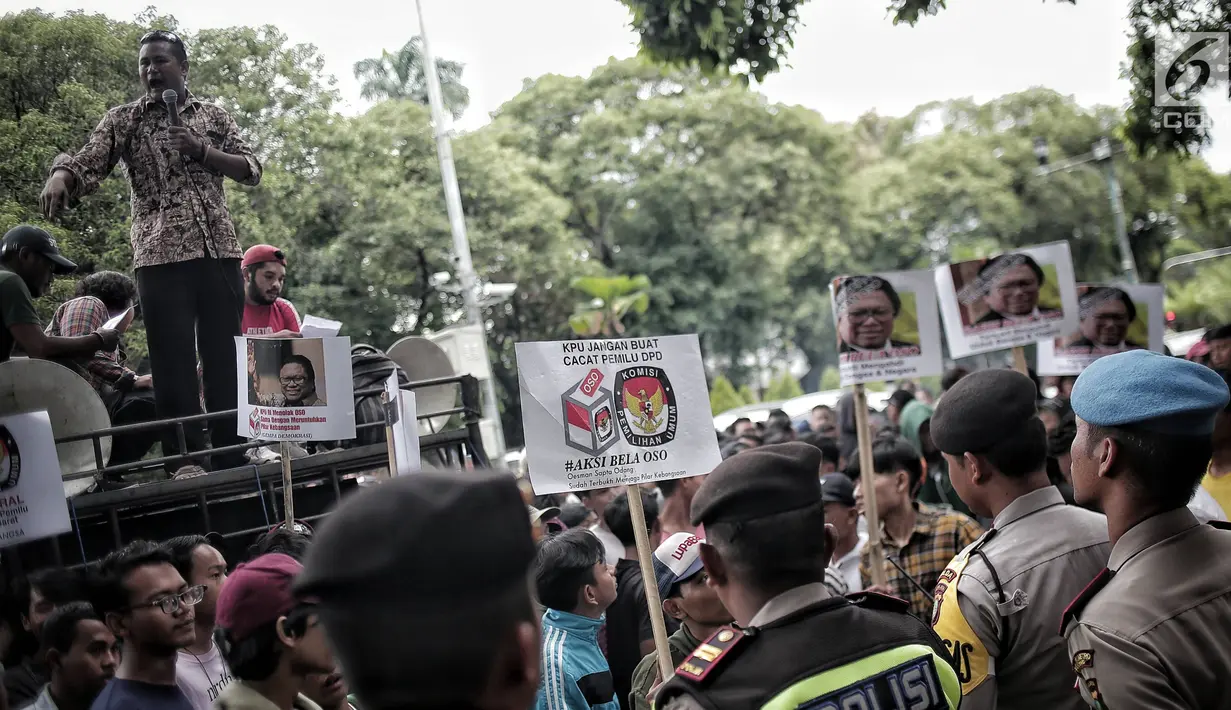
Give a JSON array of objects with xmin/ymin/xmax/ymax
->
[
  {"xmin": 935, "ymin": 241, "xmax": 1080, "ymax": 358},
  {"xmin": 1037, "ymin": 283, "xmax": 1165, "ymax": 375},
  {"xmin": 830, "ymin": 270, "xmax": 943, "ymax": 386},
  {"xmin": 235, "ymin": 336, "xmax": 356, "ymax": 441},
  {"xmin": 516, "ymin": 334, "xmax": 720, "ymax": 495},
  {"xmin": 0, "ymin": 410, "xmax": 72, "ymax": 549}
]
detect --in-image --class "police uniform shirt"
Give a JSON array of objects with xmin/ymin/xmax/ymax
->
[
  {"xmin": 656, "ymin": 583, "xmax": 961, "ymax": 710},
  {"xmin": 931, "ymin": 486, "xmax": 1109, "ymax": 710},
  {"xmin": 1062, "ymin": 508, "xmax": 1231, "ymax": 710}
]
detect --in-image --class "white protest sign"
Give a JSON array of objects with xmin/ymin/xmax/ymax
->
[
  {"xmin": 935, "ymin": 241, "xmax": 1080, "ymax": 358},
  {"xmin": 831, "ymin": 270, "xmax": 943, "ymax": 386},
  {"xmin": 102, "ymin": 306, "xmax": 135, "ymax": 333},
  {"xmin": 1037, "ymin": 283, "xmax": 1165, "ymax": 375},
  {"xmin": 301, "ymin": 315, "xmax": 342, "ymax": 338},
  {"xmin": 383, "ymin": 371, "xmax": 421, "ymax": 475},
  {"xmin": 0, "ymin": 411, "xmax": 72, "ymax": 548},
  {"xmin": 516, "ymin": 334, "xmax": 720, "ymax": 495},
  {"xmin": 236, "ymin": 336, "xmax": 356, "ymax": 442}
]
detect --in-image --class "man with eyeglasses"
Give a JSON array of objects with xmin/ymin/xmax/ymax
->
[
  {"xmin": 39, "ymin": 29, "xmax": 263, "ymax": 476},
  {"xmin": 0, "ymin": 225, "xmax": 120, "ymax": 364},
  {"xmin": 834, "ymin": 275, "xmax": 918, "ymax": 355},
  {"xmin": 278, "ymin": 356, "xmax": 324, "ymax": 407},
  {"xmin": 90, "ymin": 541, "xmax": 201, "ymax": 710}
]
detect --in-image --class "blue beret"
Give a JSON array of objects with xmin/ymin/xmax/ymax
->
[{"xmin": 1071, "ymin": 350, "xmax": 1230, "ymax": 435}]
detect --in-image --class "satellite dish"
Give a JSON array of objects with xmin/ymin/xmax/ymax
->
[
  {"xmin": 387, "ymin": 336, "xmax": 457, "ymax": 433},
  {"xmin": 0, "ymin": 359, "xmax": 112, "ymax": 497}
]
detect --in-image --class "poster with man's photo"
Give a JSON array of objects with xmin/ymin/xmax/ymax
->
[
  {"xmin": 235, "ymin": 336, "xmax": 356, "ymax": 441},
  {"xmin": 1037, "ymin": 283, "xmax": 1165, "ymax": 375},
  {"xmin": 935, "ymin": 241, "xmax": 1080, "ymax": 358},
  {"xmin": 830, "ymin": 270, "xmax": 943, "ymax": 386}
]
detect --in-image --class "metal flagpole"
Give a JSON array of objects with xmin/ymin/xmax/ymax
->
[{"xmin": 415, "ymin": 0, "xmax": 506, "ymax": 461}]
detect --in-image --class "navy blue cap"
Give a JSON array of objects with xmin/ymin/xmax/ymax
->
[
  {"xmin": 1071, "ymin": 350, "xmax": 1230, "ymax": 435},
  {"xmin": 1, "ymin": 225, "xmax": 76, "ymax": 274}
]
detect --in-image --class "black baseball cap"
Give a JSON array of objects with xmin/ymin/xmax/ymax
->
[
  {"xmin": 1, "ymin": 225, "xmax": 77, "ymax": 274},
  {"xmin": 820, "ymin": 473, "xmax": 857, "ymax": 507}
]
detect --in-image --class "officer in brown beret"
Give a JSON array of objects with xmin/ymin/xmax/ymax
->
[
  {"xmin": 654, "ymin": 442, "xmax": 962, "ymax": 710},
  {"xmin": 928, "ymin": 368, "xmax": 1109, "ymax": 710}
]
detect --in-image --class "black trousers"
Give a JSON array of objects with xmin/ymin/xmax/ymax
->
[
  {"xmin": 107, "ymin": 388, "xmax": 160, "ymax": 469},
  {"xmin": 135, "ymin": 258, "xmax": 245, "ymax": 471}
]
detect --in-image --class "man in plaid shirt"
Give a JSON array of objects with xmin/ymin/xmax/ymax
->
[
  {"xmin": 852, "ymin": 435, "xmax": 984, "ymax": 619},
  {"xmin": 46, "ymin": 271, "xmax": 159, "ymax": 468}
]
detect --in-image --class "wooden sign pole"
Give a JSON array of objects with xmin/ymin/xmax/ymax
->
[
  {"xmin": 853, "ymin": 384, "xmax": 888, "ymax": 587},
  {"xmin": 1011, "ymin": 346, "xmax": 1029, "ymax": 376},
  {"xmin": 627, "ymin": 488, "xmax": 675, "ymax": 678},
  {"xmin": 279, "ymin": 441, "xmax": 295, "ymax": 527}
]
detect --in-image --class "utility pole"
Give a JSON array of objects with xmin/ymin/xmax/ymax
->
[
  {"xmin": 1033, "ymin": 137, "xmax": 1139, "ymax": 284},
  {"xmin": 415, "ymin": 0, "xmax": 506, "ymax": 460}
]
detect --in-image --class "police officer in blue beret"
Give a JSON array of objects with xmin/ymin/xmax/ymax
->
[{"xmin": 1061, "ymin": 350, "xmax": 1231, "ymax": 710}]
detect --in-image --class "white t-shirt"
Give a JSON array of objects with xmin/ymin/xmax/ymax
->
[
  {"xmin": 175, "ymin": 640, "xmax": 233, "ymax": 710},
  {"xmin": 590, "ymin": 523, "xmax": 624, "ymax": 566},
  {"xmin": 829, "ymin": 531, "xmax": 868, "ymax": 595}
]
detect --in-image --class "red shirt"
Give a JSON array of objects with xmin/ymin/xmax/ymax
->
[{"xmin": 242, "ymin": 298, "xmax": 300, "ymax": 336}]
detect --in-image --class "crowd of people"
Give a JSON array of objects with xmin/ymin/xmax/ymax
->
[
  {"xmin": 1, "ymin": 349, "xmax": 1230, "ymax": 710},
  {"xmin": 5, "ymin": 21, "xmax": 1231, "ymax": 710}
]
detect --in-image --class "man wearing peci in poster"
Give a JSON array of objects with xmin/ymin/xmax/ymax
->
[
  {"xmin": 975, "ymin": 254, "xmax": 1062, "ymax": 324},
  {"xmin": 835, "ymin": 276, "xmax": 918, "ymax": 354},
  {"xmin": 1066, "ymin": 286, "xmax": 1145, "ymax": 353}
]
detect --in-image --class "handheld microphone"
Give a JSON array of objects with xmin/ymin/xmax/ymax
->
[{"xmin": 162, "ymin": 89, "xmax": 181, "ymax": 126}]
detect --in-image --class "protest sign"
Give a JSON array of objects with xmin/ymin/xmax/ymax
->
[
  {"xmin": 0, "ymin": 411, "xmax": 72, "ymax": 549},
  {"xmin": 1037, "ymin": 283, "xmax": 1165, "ymax": 375},
  {"xmin": 383, "ymin": 371, "xmax": 421, "ymax": 475},
  {"xmin": 935, "ymin": 241, "xmax": 1080, "ymax": 358},
  {"xmin": 831, "ymin": 270, "xmax": 943, "ymax": 387},
  {"xmin": 516, "ymin": 334, "xmax": 720, "ymax": 495},
  {"xmin": 236, "ymin": 336, "xmax": 356, "ymax": 442}
]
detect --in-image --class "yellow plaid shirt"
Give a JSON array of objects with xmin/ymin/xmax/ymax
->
[{"xmin": 861, "ymin": 503, "xmax": 984, "ymax": 620}]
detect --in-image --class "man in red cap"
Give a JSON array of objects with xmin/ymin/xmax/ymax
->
[
  {"xmin": 240, "ymin": 245, "xmax": 300, "ymax": 339},
  {"xmin": 213, "ymin": 554, "xmax": 334, "ymax": 710}
]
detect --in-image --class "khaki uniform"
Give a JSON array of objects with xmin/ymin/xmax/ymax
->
[
  {"xmin": 931, "ymin": 487, "xmax": 1109, "ymax": 710},
  {"xmin": 1062, "ymin": 508, "xmax": 1231, "ymax": 709}
]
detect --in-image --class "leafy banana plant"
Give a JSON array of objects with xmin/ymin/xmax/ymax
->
[{"xmin": 567, "ymin": 274, "xmax": 652, "ymax": 337}]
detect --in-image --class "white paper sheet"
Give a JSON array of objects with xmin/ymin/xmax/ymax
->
[{"xmin": 300, "ymin": 315, "xmax": 342, "ymax": 338}]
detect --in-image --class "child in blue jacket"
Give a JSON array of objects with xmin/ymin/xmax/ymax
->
[{"xmin": 534, "ymin": 528, "xmax": 621, "ymax": 710}]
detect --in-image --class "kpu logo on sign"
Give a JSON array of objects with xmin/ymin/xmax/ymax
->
[
  {"xmin": 1154, "ymin": 31, "xmax": 1229, "ymax": 132},
  {"xmin": 562, "ymin": 368, "xmax": 619, "ymax": 457},
  {"xmin": 0, "ymin": 426, "xmax": 20, "ymax": 491},
  {"xmin": 249, "ymin": 410, "xmax": 264, "ymax": 439},
  {"xmin": 614, "ymin": 366, "xmax": 678, "ymax": 448}
]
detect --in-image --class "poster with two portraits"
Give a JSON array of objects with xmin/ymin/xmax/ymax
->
[
  {"xmin": 235, "ymin": 336, "xmax": 356, "ymax": 441},
  {"xmin": 833, "ymin": 241, "xmax": 1163, "ymax": 384}
]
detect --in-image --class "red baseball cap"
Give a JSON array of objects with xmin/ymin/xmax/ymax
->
[
  {"xmin": 242, "ymin": 244, "xmax": 286, "ymax": 269},
  {"xmin": 216, "ymin": 553, "xmax": 303, "ymax": 641}
]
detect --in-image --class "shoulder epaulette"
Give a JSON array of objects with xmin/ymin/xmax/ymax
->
[
  {"xmin": 1059, "ymin": 567, "xmax": 1113, "ymax": 634},
  {"xmin": 846, "ymin": 590, "xmax": 911, "ymax": 614},
  {"xmin": 672, "ymin": 626, "xmax": 746, "ymax": 684}
]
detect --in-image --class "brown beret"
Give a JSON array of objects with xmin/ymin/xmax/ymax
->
[
  {"xmin": 690, "ymin": 442, "xmax": 823, "ymax": 526},
  {"xmin": 931, "ymin": 369, "xmax": 1038, "ymax": 455}
]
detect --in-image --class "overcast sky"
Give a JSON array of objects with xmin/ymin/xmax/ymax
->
[{"xmin": 6, "ymin": 0, "xmax": 1229, "ymax": 170}]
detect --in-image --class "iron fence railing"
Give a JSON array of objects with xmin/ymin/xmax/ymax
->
[{"xmin": 0, "ymin": 374, "xmax": 492, "ymax": 581}]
